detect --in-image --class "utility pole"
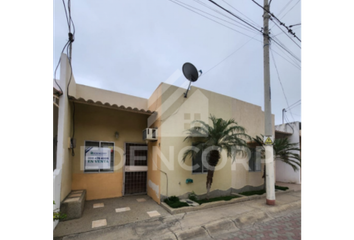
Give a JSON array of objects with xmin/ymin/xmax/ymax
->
[{"xmin": 263, "ymin": 0, "xmax": 275, "ymax": 205}]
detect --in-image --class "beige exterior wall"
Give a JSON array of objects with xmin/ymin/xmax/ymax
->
[
  {"xmin": 155, "ymin": 83, "xmax": 274, "ymax": 198},
  {"xmin": 71, "ymin": 103, "xmax": 148, "ymax": 200},
  {"xmin": 146, "ymin": 84, "xmax": 162, "ymax": 204}
]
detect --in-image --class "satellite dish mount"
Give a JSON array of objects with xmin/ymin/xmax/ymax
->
[{"xmin": 182, "ymin": 62, "xmax": 202, "ymax": 98}]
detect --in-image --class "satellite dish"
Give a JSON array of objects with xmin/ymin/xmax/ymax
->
[
  {"xmin": 182, "ymin": 62, "xmax": 199, "ymax": 82},
  {"xmin": 182, "ymin": 62, "xmax": 202, "ymax": 98}
]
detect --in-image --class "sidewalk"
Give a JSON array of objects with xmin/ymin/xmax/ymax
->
[
  {"xmin": 54, "ymin": 195, "xmax": 170, "ymax": 238},
  {"xmin": 54, "ymin": 185, "xmax": 301, "ymax": 240}
]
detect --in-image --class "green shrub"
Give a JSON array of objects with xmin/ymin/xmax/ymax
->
[
  {"xmin": 188, "ymin": 191, "xmax": 198, "ymax": 202},
  {"xmin": 239, "ymin": 189, "xmax": 266, "ymax": 196},
  {"xmin": 196, "ymin": 195, "xmax": 240, "ymax": 205},
  {"xmin": 53, "ymin": 201, "xmax": 66, "ymax": 221},
  {"xmin": 275, "ymin": 185, "xmax": 289, "ymax": 191},
  {"xmin": 164, "ymin": 196, "xmax": 189, "ymax": 208},
  {"xmin": 164, "ymin": 196, "xmax": 179, "ymax": 203}
]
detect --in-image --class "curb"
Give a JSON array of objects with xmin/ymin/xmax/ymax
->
[
  {"xmin": 161, "ymin": 189, "xmax": 296, "ymax": 215},
  {"xmin": 204, "ymin": 218, "xmax": 238, "ymax": 237}
]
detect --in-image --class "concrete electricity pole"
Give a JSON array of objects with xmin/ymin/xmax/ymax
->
[{"xmin": 263, "ymin": 0, "xmax": 275, "ymax": 205}]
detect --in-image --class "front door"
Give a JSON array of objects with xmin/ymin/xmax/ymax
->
[{"xmin": 124, "ymin": 143, "xmax": 148, "ymax": 195}]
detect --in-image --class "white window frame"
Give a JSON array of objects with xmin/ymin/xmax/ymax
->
[{"xmin": 84, "ymin": 140, "xmax": 115, "ymax": 173}]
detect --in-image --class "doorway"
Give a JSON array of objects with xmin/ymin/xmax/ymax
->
[{"xmin": 124, "ymin": 143, "xmax": 148, "ymax": 195}]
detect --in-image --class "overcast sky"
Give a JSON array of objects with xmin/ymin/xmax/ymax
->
[{"xmin": 53, "ymin": 0, "xmax": 301, "ymax": 126}]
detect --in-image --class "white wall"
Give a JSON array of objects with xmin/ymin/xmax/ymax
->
[
  {"xmin": 53, "ymin": 54, "xmax": 75, "ymax": 230},
  {"xmin": 53, "ymin": 169, "xmax": 62, "ymax": 230},
  {"xmin": 275, "ymin": 122, "xmax": 301, "ymax": 184}
]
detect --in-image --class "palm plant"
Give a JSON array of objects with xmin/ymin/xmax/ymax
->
[
  {"xmin": 182, "ymin": 115, "xmax": 251, "ymax": 199},
  {"xmin": 253, "ymin": 135, "xmax": 301, "ymax": 188}
]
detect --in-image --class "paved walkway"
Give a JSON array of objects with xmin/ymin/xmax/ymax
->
[
  {"xmin": 218, "ymin": 209, "xmax": 301, "ymax": 240},
  {"xmin": 54, "ymin": 195, "xmax": 170, "ymax": 238},
  {"xmin": 54, "ymin": 188, "xmax": 301, "ymax": 240}
]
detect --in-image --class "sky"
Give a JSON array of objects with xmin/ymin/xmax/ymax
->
[{"xmin": 53, "ymin": 0, "xmax": 301, "ymax": 126}]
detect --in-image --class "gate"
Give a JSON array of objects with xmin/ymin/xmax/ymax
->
[{"xmin": 124, "ymin": 143, "xmax": 148, "ymax": 195}]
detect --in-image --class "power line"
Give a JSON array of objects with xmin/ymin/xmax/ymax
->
[
  {"xmin": 270, "ymin": 37, "xmax": 301, "ymax": 62},
  {"xmin": 250, "ymin": 0, "xmax": 301, "ymax": 42},
  {"xmin": 286, "ymin": 99, "xmax": 301, "ymax": 109},
  {"xmin": 176, "ymin": 0, "xmax": 259, "ymax": 34},
  {"xmin": 192, "ymin": 0, "xmax": 260, "ymax": 33},
  {"xmin": 202, "ymin": 36, "xmax": 258, "ymax": 76},
  {"xmin": 220, "ymin": 0, "xmax": 262, "ymax": 29},
  {"xmin": 270, "ymin": 49, "xmax": 291, "ymax": 114},
  {"xmin": 271, "ymin": 19, "xmax": 301, "ymax": 49},
  {"xmin": 279, "ymin": 0, "xmax": 300, "ymax": 20},
  {"xmin": 207, "ymin": 0, "xmax": 263, "ymax": 34},
  {"xmin": 286, "ymin": 102, "xmax": 302, "ymax": 110},
  {"xmin": 53, "ymin": 40, "xmax": 70, "ymax": 93},
  {"xmin": 270, "ymin": 47, "xmax": 300, "ymax": 70},
  {"xmin": 168, "ymin": 0, "xmax": 262, "ymax": 42},
  {"xmin": 277, "ymin": 0, "xmax": 294, "ymax": 17},
  {"xmin": 270, "ymin": 36, "xmax": 301, "ymax": 69}
]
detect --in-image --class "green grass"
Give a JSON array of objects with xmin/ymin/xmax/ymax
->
[
  {"xmin": 164, "ymin": 196, "xmax": 189, "ymax": 208},
  {"xmin": 239, "ymin": 185, "xmax": 289, "ymax": 196},
  {"xmin": 275, "ymin": 185, "xmax": 289, "ymax": 191},
  {"xmin": 194, "ymin": 195, "xmax": 241, "ymax": 205},
  {"xmin": 239, "ymin": 189, "xmax": 266, "ymax": 196},
  {"xmin": 165, "ymin": 185, "xmax": 289, "ymax": 208}
]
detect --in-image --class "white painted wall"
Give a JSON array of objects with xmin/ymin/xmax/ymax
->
[
  {"xmin": 275, "ymin": 122, "xmax": 301, "ymax": 184},
  {"xmin": 53, "ymin": 169, "xmax": 62, "ymax": 230},
  {"xmin": 53, "ymin": 53, "xmax": 75, "ymax": 230}
]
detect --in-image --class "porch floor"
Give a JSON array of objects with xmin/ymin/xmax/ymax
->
[{"xmin": 54, "ymin": 194, "xmax": 170, "ymax": 238}]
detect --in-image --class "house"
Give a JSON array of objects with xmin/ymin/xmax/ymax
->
[
  {"xmin": 53, "ymin": 54, "xmax": 275, "ymax": 227},
  {"xmin": 275, "ymin": 122, "xmax": 301, "ymax": 184}
]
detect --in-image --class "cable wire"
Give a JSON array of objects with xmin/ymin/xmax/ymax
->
[
  {"xmin": 270, "ymin": 37, "xmax": 301, "ymax": 62},
  {"xmin": 202, "ymin": 35, "xmax": 257, "ymax": 76},
  {"xmin": 176, "ymin": 0, "xmax": 259, "ymax": 34},
  {"xmin": 168, "ymin": 0, "xmax": 262, "ymax": 42},
  {"xmin": 250, "ymin": 0, "xmax": 301, "ymax": 42},
  {"xmin": 65, "ymin": 41, "xmax": 74, "ymax": 98},
  {"xmin": 192, "ymin": 0, "xmax": 260, "ymax": 33},
  {"xmin": 286, "ymin": 102, "xmax": 301, "ymax": 111},
  {"xmin": 220, "ymin": 0, "xmax": 262, "ymax": 29},
  {"xmin": 271, "ymin": 19, "xmax": 301, "ymax": 49},
  {"xmin": 270, "ymin": 47, "xmax": 300, "ymax": 70},
  {"xmin": 286, "ymin": 100, "xmax": 301, "ymax": 109},
  {"xmin": 53, "ymin": 40, "xmax": 70, "ymax": 93},
  {"xmin": 277, "ymin": 0, "xmax": 294, "ymax": 17},
  {"xmin": 271, "ymin": 49, "xmax": 299, "ymax": 128},
  {"xmin": 279, "ymin": 0, "xmax": 300, "ymax": 20},
  {"xmin": 207, "ymin": 0, "xmax": 263, "ymax": 34}
]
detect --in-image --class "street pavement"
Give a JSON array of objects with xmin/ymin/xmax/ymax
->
[
  {"xmin": 54, "ymin": 188, "xmax": 301, "ymax": 240},
  {"xmin": 217, "ymin": 209, "xmax": 301, "ymax": 240}
]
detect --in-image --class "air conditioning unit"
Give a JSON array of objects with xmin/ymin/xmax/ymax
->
[{"xmin": 143, "ymin": 128, "xmax": 158, "ymax": 141}]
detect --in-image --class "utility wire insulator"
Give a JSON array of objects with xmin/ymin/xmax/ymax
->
[{"xmin": 68, "ymin": 32, "xmax": 74, "ymax": 42}]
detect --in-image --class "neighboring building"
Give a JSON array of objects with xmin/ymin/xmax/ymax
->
[
  {"xmin": 53, "ymin": 54, "xmax": 275, "ymax": 224},
  {"xmin": 275, "ymin": 122, "xmax": 301, "ymax": 184}
]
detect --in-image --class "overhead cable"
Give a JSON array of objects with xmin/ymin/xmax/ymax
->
[
  {"xmin": 250, "ymin": 0, "xmax": 301, "ymax": 42},
  {"xmin": 207, "ymin": 0, "xmax": 263, "ymax": 34}
]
